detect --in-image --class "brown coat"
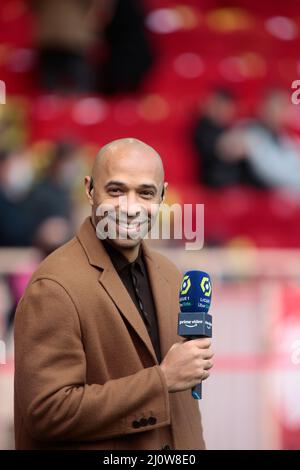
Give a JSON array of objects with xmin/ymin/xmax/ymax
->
[{"xmin": 14, "ymin": 217, "xmax": 206, "ymax": 450}]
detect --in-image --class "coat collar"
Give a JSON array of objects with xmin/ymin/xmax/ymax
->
[{"xmin": 76, "ymin": 217, "xmax": 173, "ymax": 364}]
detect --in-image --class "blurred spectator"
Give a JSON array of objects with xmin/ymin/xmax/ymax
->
[
  {"xmin": 2, "ymin": 142, "xmax": 78, "ymax": 336},
  {"xmin": 25, "ymin": 141, "xmax": 79, "ymax": 243},
  {"xmin": 0, "ymin": 100, "xmax": 27, "ymax": 152},
  {"xmin": 220, "ymin": 89, "xmax": 300, "ymax": 193},
  {"xmin": 98, "ymin": 0, "xmax": 154, "ymax": 94},
  {"xmin": 30, "ymin": 0, "xmax": 105, "ymax": 93},
  {"xmin": 192, "ymin": 88, "xmax": 263, "ymax": 187},
  {"xmin": 0, "ymin": 149, "xmax": 33, "ymax": 247}
]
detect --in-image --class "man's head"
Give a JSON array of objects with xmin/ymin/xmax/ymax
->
[
  {"xmin": 204, "ymin": 88, "xmax": 237, "ymax": 126},
  {"xmin": 258, "ymin": 88, "xmax": 290, "ymax": 131},
  {"xmin": 84, "ymin": 138, "xmax": 167, "ymax": 252}
]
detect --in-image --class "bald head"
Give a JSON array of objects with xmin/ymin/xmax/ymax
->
[
  {"xmin": 91, "ymin": 138, "xmax": 164, "ymax": 183},
  {"xmin": 85, "ymin": 137, "xmax": 167, "ymax": 255}
]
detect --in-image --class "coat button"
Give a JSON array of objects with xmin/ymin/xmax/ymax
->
[
  {"xmin": 132, "ymin": 420, "xmax": 140, "ymax": 429},
  {"xmin": 140, "ymin": 418, "xmax": 148, "ymax": 427},
  {"xmin": 148, "ymin": 416, "xmax": 157, "ymax": 425}
]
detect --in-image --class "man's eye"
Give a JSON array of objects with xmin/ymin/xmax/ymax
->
[
  {"xmin": 140, "ymin": 191, "xmax": 154, "ymax": 198},
  {"xmin": 108, "ymin": 188, "xmax": 123, "ymax": 195}
]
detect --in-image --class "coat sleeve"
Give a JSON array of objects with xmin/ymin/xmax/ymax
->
[{"xmin": 14, "ymin": 278, "xmax": 170, "ymax": 442}]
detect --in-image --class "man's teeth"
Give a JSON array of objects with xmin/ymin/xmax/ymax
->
[{"xmin": 118, "ymin": 223, "xmax": 139, "ymax": 228}]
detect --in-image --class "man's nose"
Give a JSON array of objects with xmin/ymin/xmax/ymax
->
[{"xmin": 119, "ymin": 194, "xmax": 141, "ymax": 217}]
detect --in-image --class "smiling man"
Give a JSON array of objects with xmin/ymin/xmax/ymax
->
[{"xmin": 14, "ymin": 138, "xmax": 213, "ymax": 450}]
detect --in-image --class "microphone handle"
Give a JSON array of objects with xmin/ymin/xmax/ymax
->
[
  {"xmin": 192, "ymin": 382, "xmax": 202, "ymax": 400},
  {"xmin": 178, "ymin": 313, "xmax": 212, "ymax": 401}
]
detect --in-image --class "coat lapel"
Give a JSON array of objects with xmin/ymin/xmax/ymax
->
[
  {"xmin": 142, "ymin": 243, "xmax": 173, "ymax": 361},
  {"xmin": 98, "ymin": 267, "xmax": 158, "ymax": 364},
  {"xmin": 77, "ymin": 217, "xmax": 172, "ymax": 365}
]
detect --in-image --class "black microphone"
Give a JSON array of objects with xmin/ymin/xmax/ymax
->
[{"xmin": 177, "ymin": 270, "xmax": 212, "ymax": 400}]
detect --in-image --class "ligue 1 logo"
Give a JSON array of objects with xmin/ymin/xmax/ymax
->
[
  {"xmin": 200, "ymin": 276, "xmax": 212, "ymax": 297},
  {"xmin": 180, "ymin": 275, "xmax": 191, "ymax": 295}
]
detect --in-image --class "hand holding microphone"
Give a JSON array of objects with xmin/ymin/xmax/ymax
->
[
  {"xmin": 159, "ymin": 270, "xmax": 214, "ymax": 398},
  {"xmin": 159, "ymin": 337, "xmax": 213, "ymax": 393}
]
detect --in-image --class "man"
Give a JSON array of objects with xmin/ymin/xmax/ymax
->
[
  {"xmin": 192, "ymin": 88, "xmax": 238, "ymax": 187},
  {"xmin": 240, "ymin": 89, "xmax": 300, "ymax": 192},
  {"xmin": 218, "ymin": 89, "xmax": 300, "ymax": 192},
  {"xmin": 14, "ymin": 138, "xmax": 214, "ymax": 450},
  {"xmin": 30, "ymin": 0, "xmax": 105, "ymax": 92},
  {"xmin": 192, "ymin": 88, "xmax": 265, "ymax": 188}
]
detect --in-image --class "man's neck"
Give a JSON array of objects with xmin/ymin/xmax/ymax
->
[{"xmin": 108, "ymin": 241, "xmax": 141, "ymax": 263}]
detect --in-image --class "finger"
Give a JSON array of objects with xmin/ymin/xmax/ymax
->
[
  {"xmin": 193, "ymin": 338, "xmax": 211, "ymax": 349},
  {"xmin": 201, "ymin": 371, "xmax": 210, "ymax": 381},
  {"xmin": 203, "ymin": 349, "xmax": 214, "ymax": 360},
  {"xmin": 203, "ymin": 360, "xmax": 213, "ymax": 370}
]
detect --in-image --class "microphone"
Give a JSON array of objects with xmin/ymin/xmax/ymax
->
[{"xmin": 177, "ymin": 270, "xmax": 212, "ymax": 400}]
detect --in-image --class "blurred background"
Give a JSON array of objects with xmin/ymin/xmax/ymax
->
[{"xmin": 1, "ymin": 0, "xmax": 300, "ymax": 450}]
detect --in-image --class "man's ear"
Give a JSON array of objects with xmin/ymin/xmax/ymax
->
[
  {"xmin": 84, "ymin": 176, "xmax": 94, "ymax": 206},
  {"xmin": 161, "ymin": 182, "xmax": 168, "ymax": 202}
]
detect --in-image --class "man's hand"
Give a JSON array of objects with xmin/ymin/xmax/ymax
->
[
  {"xmin": 159, "ymin": 338, "xmax": 214, "ymax": 393},
  {"xmin": 217, "ymin": 129, "xmax": 248, "ymax": 162}
]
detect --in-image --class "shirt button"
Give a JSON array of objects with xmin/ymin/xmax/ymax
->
[
  {"xmin": 132, "ymin": 420, "xmax": 140, "ymax": 429},
  {"xmin": 147, "ymin": 416, "xmax": 157, "ymax": 425},
  {"xmin": 139, "ymin": 418, "xmax": 148, "ymax": 427},
  {"xmin": 162, "ymin": 445, "xmax": 171, "ymax": 450}
]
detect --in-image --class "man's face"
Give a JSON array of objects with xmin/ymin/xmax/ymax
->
[{"xmin": 86, "ymin": 144, "xmax": 165, "ymax": 249}]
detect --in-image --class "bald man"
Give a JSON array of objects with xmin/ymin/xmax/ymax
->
[{"xmin": 14, "ymin": 138, "xmax": 213, "ymax": 450}]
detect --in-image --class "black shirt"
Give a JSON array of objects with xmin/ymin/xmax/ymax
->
[{"xmin": 102, "ymin": 240, "xmax": 162, "ymax": 363}]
